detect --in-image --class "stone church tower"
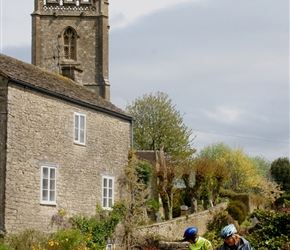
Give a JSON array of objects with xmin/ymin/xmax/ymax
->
[{"xmin": 31, "ymin": 0, "xmax": 110, "ymax": 101}]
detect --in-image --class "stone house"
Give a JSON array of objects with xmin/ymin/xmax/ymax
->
[
  {"xmin": 0, "ymin": 53, "xmax": 133, "ymax": 233},
  {"xmin": 0, "ymin": 0, "xmax": 134, "ymax": 234}
]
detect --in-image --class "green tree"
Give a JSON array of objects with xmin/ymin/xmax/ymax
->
[
  {"xmin": 198, "ymin": 143, "xmax": 231, "ymax": 193},
  {"xmin": 227, "ymin": 148, "xmax": 261, "ymax": 192},
  {"xmin": 198, "ymin": 142, "xmax": 232, "ymax": 162},
  {"xmin": 270, "ymin": 157, "xmax": 290, "ymax": 194},
  {"xmin": 126, "ymin": 92, "xmax": 194, "ymax": 158},
  {"xmin": 190, "ymin": 143, "xmax": 231, "ymax": 208},
  {"xmin": 195, "ymin": 143, "xmax": 262, "ymax": 194},
  {"xmin": 250, "ymin": 156, "xmax": 271, "ymax": 179}
]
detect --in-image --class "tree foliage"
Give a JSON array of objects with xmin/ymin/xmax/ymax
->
[
  {"xmin": 180, "ymin": 143, "xmax": 230, "ymax": 211},
  {"xmin": 270, "ymin": 157, "xmax": 290, "ymax": 194},
  {"xmin": 191, "ymin": 158, "xmax": 217, "ymax": 209},
  {"xmin": 182, "ymin": 142, "xmax": 269, "ymax": 211},
  {"xmin": 227, "ymin": 148, "xmax": 261, "ymax": 192},
  {"xmin": 196, "ymin": 143, "xmax": 231, "ymax": 205},
  {"xmin": 250, "ymin": 156, "xmax": 271, "ymax": 179},
  {"xmin": 199, "ymin": 143, "xmax": 261, "ymax": 192},
  {"xmin": 126, "ymin": 92, "xmax": 194, "ymax": 157},
  {"xmin": 197, "ymin": 142, "xmax": 232, "ymax": 162},
  {"xmin": 255, "ymin": 178, "xmax": 284, "ymax": 203}
]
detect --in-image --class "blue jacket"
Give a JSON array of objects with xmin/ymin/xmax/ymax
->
[{"xmin": 218, "ymin": 236, "xmax": 252, "ymax": 250}]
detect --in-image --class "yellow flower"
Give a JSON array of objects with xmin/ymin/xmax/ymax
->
[{"xmin": 48, "ymin": 240, "xmax": 54, "ymax": 246}]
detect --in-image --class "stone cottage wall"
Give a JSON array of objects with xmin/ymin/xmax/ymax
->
[{"xmin": 4, "ymin": 84, "xmax": 131, "ymax": 233}]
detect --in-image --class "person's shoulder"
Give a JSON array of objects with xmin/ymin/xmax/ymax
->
[
  {"xmin": 217, "ymin": 244, "xmax": 226, "ymax": 250},
  {"xmin": 199, "ymin": 236, "xmax": 210, "ymax": 241},
  {"xmin": 199, "ymin": 237, "xmax": 213, "ymax": 249},
  {"xmin": 240, "ymin": 236, "xmax": 250, "ymax": 244},
  {"xmin": 198, "ymin": 236, "xmax": 210, "ymax": 243},
  {"xmin": 240, "ymin": 236, "xmax": 252, "ymax": 248}
]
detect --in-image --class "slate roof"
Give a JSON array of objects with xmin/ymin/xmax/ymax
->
[
  {"xmin": 135, "ymin": 150, "xmax": 157, "ymax": 163},
  {"xmin": 0, "ymin": 53, "xmax": 132, "ymax": 121}
]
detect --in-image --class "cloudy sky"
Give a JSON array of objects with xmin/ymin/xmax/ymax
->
[{"xmin": 1, "ymin": 0, "xmax": 289, "ymax": 162}]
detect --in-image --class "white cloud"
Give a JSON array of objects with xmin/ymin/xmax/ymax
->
[
  {"xmin": 110, "ymin": 0, "xmax": 199, "ymax": 29},
  {"xmin": 1, "ymin": 1, "xmax": 33, "ymax": 48},
  {"xmin": 205, "ymin": 106, "xmax": 245, "ymax": 124}
]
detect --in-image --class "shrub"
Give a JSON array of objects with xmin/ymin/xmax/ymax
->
[
  {"xmin": 248, "ymin": 209, "xmax": 290, "ymax": 249},
  {"xmin": 219, "ymin": 188, "xmax": 237, "ymax": 199},
  {"xmin": 275, "ymin": 194, "xmax": 290, "ymax": 205},
  {"xmin": 47, "ymin": 229, "xmax": 86, "ymax": 250},
  {"xmin": 0, "ymin": 244, "xmax": 13, "ymax": 250},
  {"xmin": 3, "ymin": 229, "xmax": 48, "ymax": 250},
  {"xmin": 71, "ymin": 202, "xmax": 126, "ymax": 249},
  {"xmin": 227, "ymin": 200, "xmax": 247, "ymax": 224},
  {"xmin": 0, "ymin": 202, "xmax": 125, "ymax": 250}
]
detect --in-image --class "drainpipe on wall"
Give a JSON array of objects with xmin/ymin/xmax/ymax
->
[{"xmin": 130, "ymin": 119, "xmax": 134, "ymax": 149}]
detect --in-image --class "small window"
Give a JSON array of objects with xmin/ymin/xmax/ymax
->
[
  {"xmin": 106, "ymin": 244, "xmax": 113, "ymax": 250},
  {"xmin": 102, "ymin": 176, "xmax": 114, "ymax": 209},
  {"xmin": 63, "ymin": 27, "xmax": 77, "ymax": 60},
  {"xmin": 41, "ymin": 165, "xmax": 57, "ymax": 205},
  {"xmin": 74, "ymin": 112, "xmax": 86, "ymax": 145}
]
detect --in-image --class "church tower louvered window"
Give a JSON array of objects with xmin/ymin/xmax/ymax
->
[{"xmin": 63, "ymin": 27, "xmax": 77, "ymax": 60}]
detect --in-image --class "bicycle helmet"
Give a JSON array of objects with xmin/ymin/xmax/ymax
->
[
  {"xmin": 221, "ymin": 224, "xmax": 237, "ymax": 239},
  {"xmin": 183, "ymin": 226, "xmax": 198, "ymax": 241}
]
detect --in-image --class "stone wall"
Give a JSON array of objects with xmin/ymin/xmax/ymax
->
[
  {"xmin": 4, "ymin": 84, "xmax": 131, "ymax": 233},
  {"xmin": 136, "ymin": 202, "xmax": 228, "ymax": 242}
]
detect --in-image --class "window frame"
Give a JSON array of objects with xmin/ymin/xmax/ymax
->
[
  {"xmin": 102, "ymin": 175, "xmax": 114, "ymax": 209},
  {"xmin": 74, "ymin": 112, "xmax": 86, "ymax": 145},
  {"xmin": 40, "ymin": 164, "xmax": 57, "ymax": 205},
  {"xmin": 63, "ymin": 27, "xmax": 77, "ymax": 61}
]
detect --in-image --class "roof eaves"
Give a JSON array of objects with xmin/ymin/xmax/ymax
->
[{"xmin": 8, "ymin": 77, "xmax": 133, "ymax": 122}]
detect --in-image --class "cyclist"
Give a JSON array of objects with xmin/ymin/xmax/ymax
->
[
  {"xmin": 183, "ymin": 226, "xmax": 213, "ymax": 250},
  {"xmin": 218, "ymin": 224, "xmax": 252, "ymax": 250}
]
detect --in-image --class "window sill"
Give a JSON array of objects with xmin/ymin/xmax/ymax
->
[{"xmin": 40, "ymin": 202, "xmax": 57, "ymax": 206}]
